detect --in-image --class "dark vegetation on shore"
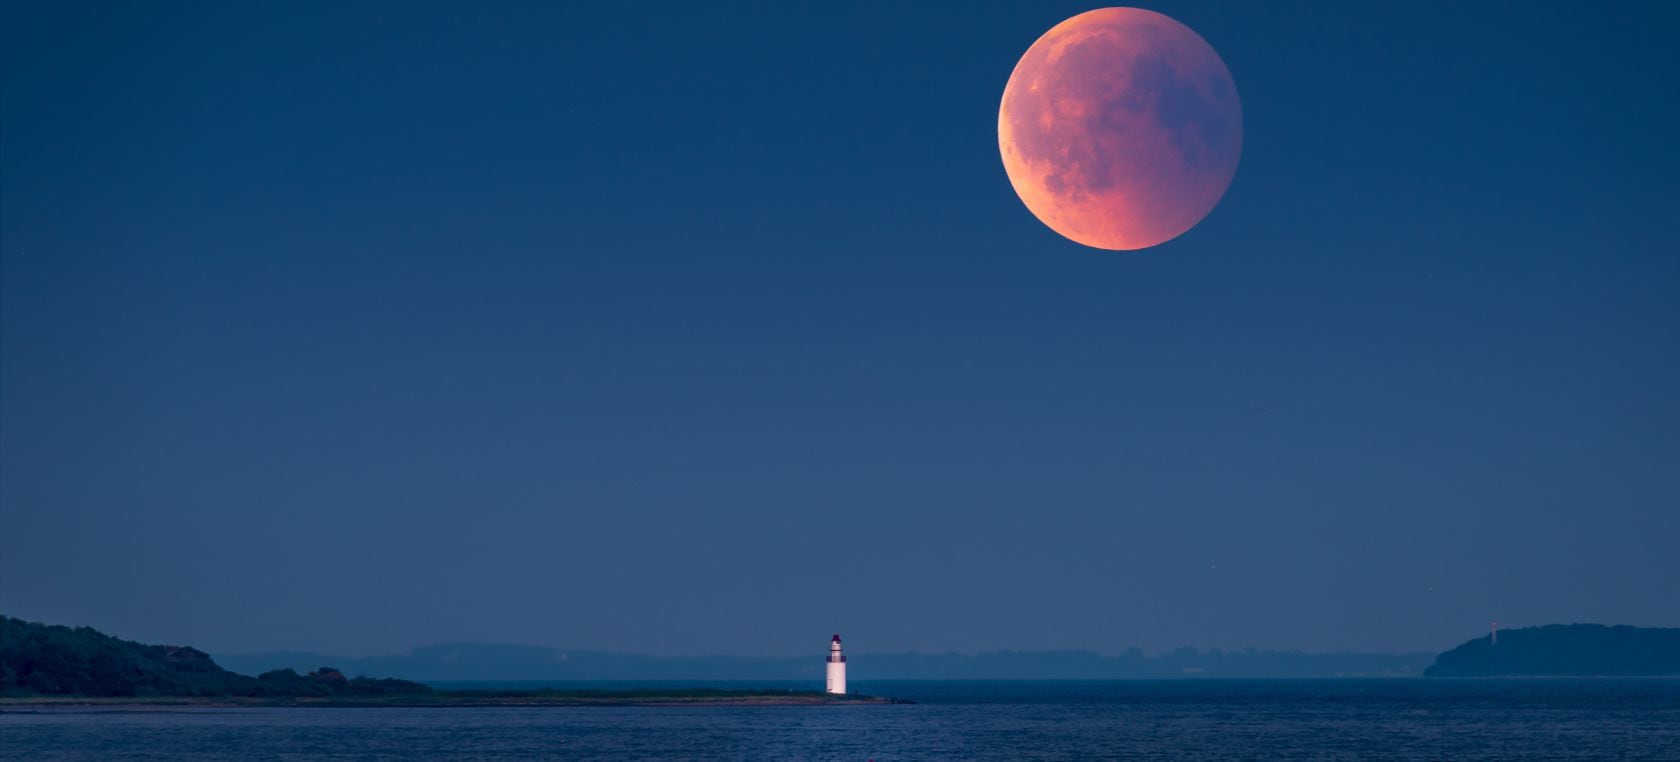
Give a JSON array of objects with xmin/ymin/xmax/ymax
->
[
  {"xmin": 1, "ymin": 616, "xmax": 428, "ymax": 698},
  {"xmin": 1425, "ymin": 624, "xmax": 1680, "ymax": 677}
]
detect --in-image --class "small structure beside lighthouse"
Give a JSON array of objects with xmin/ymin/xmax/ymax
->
[{"xmin": 826, "ymin": 634, "xmax": 847, "ymax": 695}]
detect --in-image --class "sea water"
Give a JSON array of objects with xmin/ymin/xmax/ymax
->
[{"xmin": 3, "ymin": 679, "xmax": 1677, "ymax": 760}]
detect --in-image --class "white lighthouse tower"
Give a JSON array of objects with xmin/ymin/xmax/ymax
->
[{"xmin": 826, "ymin": 634, "xmax": 847, "ymax": 695}]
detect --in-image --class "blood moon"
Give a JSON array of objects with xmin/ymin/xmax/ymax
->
[{"xmin": 999, "ymin": 8, "xmax": 1242, "ymax": 250}]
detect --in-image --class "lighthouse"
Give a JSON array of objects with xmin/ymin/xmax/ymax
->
[{"xmin": 826, "ymin": 634, "xmax": 847, "ymax": 695}]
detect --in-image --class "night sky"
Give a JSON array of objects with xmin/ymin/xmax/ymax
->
[{"xmin": 2, "ymin": 1, "xmax": 1676, "ymax": 658}]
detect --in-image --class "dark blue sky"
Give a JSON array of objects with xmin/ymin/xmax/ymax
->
[{"xmin": 2, "ymin": 1, "xmax": 1676, "ymax": 658}]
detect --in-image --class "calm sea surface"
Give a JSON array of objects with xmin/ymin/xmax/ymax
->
[{"xmin": 3, "ymin": 680, "xmax": 1677, "ymax": 760}]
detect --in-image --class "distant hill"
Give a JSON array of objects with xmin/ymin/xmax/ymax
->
[
  {"xmin": 0, "ymin": 616, "xmax": 428, "ymax": 697},
  {"xmin": 1425, "ymin": 624, "xmax": 1680, "ymax": 677},
  {"xmin": 218, "ymin": 643, "xmax": 1435, "ymax": 682},
  {"xmin": 218, "ymin": 643, "xmax": 777, "ymax": 683}
]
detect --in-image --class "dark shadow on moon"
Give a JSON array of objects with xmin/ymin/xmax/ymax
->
[{"xmin": 1129, "ymin": 54, "xmax": 1229, "ymax": 172}]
